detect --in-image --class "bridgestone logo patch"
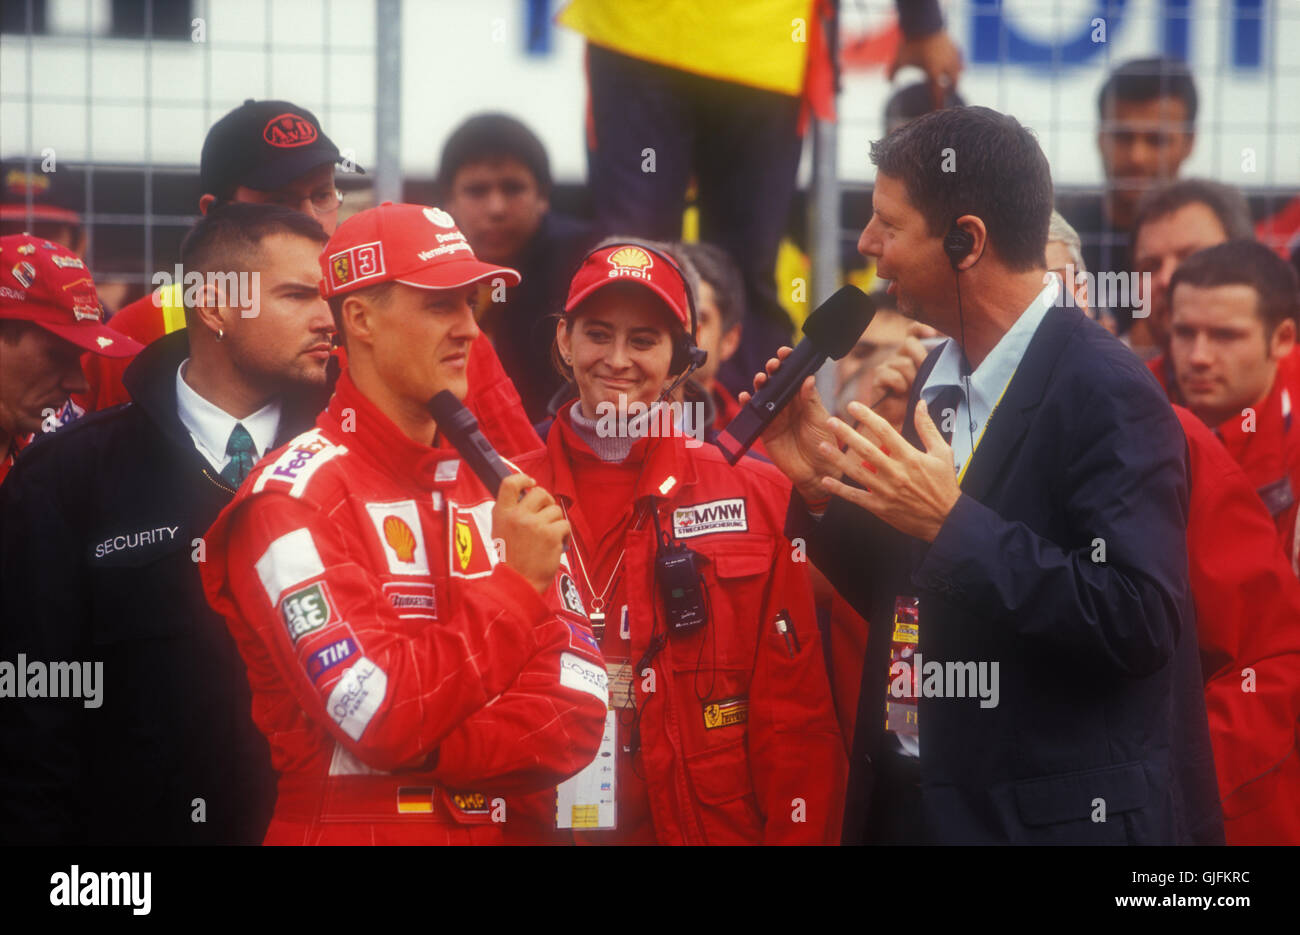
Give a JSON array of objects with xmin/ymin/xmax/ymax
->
[{"xmin": 671, "ymin": 497, "xmax": 748, "ymax": 539}]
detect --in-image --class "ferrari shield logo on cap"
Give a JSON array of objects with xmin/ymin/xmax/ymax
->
[{"xmin": 332, "ymin": 253, "xmax": 352, "ymax": 286}]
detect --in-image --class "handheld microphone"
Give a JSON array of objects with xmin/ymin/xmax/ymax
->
[
  {"xmin": 716, "ymin": 285, "xmax": 876, "ymax": 465},
  {"xmin": 427, "ymin": 390, "xmax": 515, "ymax": 497}
]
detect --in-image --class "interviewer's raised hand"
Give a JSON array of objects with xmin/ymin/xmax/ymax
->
[
  {"xmin": 819, "ymin": 399, "xmax": 961, "ymax": 543},
  {"xmin": 739, "ymin": 347, "xmax": 840, "ymax": 505}
]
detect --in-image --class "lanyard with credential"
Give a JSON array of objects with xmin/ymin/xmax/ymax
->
[{"xmin": 954, "ymin": 367, "xmax": 1016, "ymax": 488}]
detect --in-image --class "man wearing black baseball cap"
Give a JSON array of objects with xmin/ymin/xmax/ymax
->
[
  {"xmin": 81, "ymin": 100, "xmax": 356, "ymax": 413},
  {"xmin": 83, "ymin": 100, "xmax": 542, "ymax": 460}
]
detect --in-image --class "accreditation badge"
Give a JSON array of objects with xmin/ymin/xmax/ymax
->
[{"xmin": 885, "ymin": 595, "xmax": 920, "ymax": 737}]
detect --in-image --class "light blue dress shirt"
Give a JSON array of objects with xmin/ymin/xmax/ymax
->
[{"xmin": 919, "ymin": 279, "xmax": 1061, "ymax": 479}]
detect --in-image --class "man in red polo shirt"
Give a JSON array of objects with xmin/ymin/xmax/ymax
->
[
  {"xmin": 83, "ymin": 100, "xmax": 539, "ymax": 455},
  {"xmin": 1166, "ymin": 240, "xmax": 1300, "ymax": 574}
]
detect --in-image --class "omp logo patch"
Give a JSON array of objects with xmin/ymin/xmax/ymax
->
[
  {"xmin": 703, "ymin": 696, "xmax": 748, "ymax": 729},
  {"xmin": 671, "ymin": 497, "xmax": 748, "ymax": 539},
  {"xmin": 559, "ymin": 652, "xmax": 609, "ymax": 705},
  {"xmin": 327, "ymin": 657, "xmax": 388, "ymax": 741},
  {"xmin": 280, "ymin": 581, "xmax": 334, "ymax": 644},
  {"xmin": 365, "ymin": 501, "xmax": 430, "ymax": 576}
]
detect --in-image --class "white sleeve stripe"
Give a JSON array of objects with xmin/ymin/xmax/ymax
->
[{"xmin": 255, "ymin": 527, "xmax": 327, "ymax": 606}]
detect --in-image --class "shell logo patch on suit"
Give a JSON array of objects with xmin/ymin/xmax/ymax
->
[
  {"xmin": 384, "ymin": 516, "xmax": 418, "ymax": 562},
  {"xmin": 365, "ymin": 501, "xmax": 430, "ymax": 576},
  {"xmin": 447, "ymin": 500, "xmax": 495, "ymax": 579},
  {"xmin": 703, "ymin": 697, "xmax": 749, "ymax": 729},
  {"xmin": 263, "ymin": 113, "xmax": 319, "ymax": 147}
]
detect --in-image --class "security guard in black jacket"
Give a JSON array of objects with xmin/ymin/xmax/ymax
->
[{"xmin": 0, "ymin": 204, "xmax": 333, "ymax": 844}]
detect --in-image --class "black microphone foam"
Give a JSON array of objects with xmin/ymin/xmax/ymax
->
[
  {"xmin": 427, "ymin": 390, "xmax": 515, "ymax": 497},
  {"xmin": 716, "ymin": 285, "xmax": 875, "ymax": 465}
]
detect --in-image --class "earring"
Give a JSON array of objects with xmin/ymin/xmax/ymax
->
[
  {"xmin": 217, "ymin": 327, "xmax": 224, "ymax": 341},
  {"xmin": 562, "ymin": 356, "xmax": 572, "ymax": 365}
]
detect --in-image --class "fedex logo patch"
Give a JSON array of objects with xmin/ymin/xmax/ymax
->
[{"xmin": 253, "ymin": 429, "xmax": 347, "ymax": 498}]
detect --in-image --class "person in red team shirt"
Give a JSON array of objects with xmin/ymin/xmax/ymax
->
[
  {"xmin": 1165, "ymin": 240, "xmax": 1300, "ymax": 574},
  {"xmin": 199, "ymin": 203, "xmax": 608, "ymax": 845},
  {"xmin": 83, "ymin": 99, "xmax": 540, "ymax": 456},
  {"xmin": 511, "ymin": 241, "xmax": 846, "ymax": 844},
  {"xmin": 0, "ymin": 234, "xmax": 140, "ymax": 484}
]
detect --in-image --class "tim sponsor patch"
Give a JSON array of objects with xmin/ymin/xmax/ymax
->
[
  {"xmin": 303, "ymin": 630, "xmax": 359, "ymax": 685},
  {"xmin": 671, "ymin": 497, "xmax": 748, "ymax": 539},
  {"xmin": 280, "ymin": 581, "xmax": 335, "ymax": 645},
  {"xmin": 703, "ymin": 696, "xmax": 749, "ymax": 730},
  {"xmin": 383, "ymin": 581, "xmax": 437, "ymax": 620}
]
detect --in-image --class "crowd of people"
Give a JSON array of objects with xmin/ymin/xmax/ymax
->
[{"xmin": 1, "ymin": 2, "xmax": 1298, "ymax": 847}]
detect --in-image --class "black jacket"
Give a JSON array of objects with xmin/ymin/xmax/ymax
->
[
  {"xmin": 789, "ymin": 306, "xmax": 1224, "ymax": 844},
  {"xmin": 0, "ymin": 329, "xmax": 328, "ymax": 844}
]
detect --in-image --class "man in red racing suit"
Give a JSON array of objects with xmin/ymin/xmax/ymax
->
[{"xmin": 200, "ymin": 203, "xmax": 607, "ymax": 844}]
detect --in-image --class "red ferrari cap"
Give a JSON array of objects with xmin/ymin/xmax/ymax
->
[
  {"xmin": 319, "ymin": 202, "xmax": 520, "ymax": 298},
  {"xmin": 0, "ymin": 234, "xmax": 141, "ymax": 358},
  {"xmin": 563, "ymin": 243, "xmax": 691, "ymax": 331}
]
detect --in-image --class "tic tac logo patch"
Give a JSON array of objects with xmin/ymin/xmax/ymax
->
[
  {"xmin": 671, "ymin": 498, "xmax": 748, "ymax": 539},
  {"xmin": 558, "ymin": 574, "xmax": 586, "ymax": 617},
  {"xmin": 703, "ymin": 696, "xmax": 749, "ymax": 730},
  {"xmin": 280, "ymin": 581, "xmax": 335, "ymax": 645},
  {"xmin": 263, "ymin": 113, "xmax": 319, "ymax": 148},
  {"xmin": 447, "ymin": 500, "xmax": 496, "ymax": 579},
  {"xmin": 327, "ymin": 241, "xmax": 385, "ymax": 290},
  {"xmin": 304, "ymin": 632, "xmax": 358, "ymax": 685},
  {"xmin": 365, "ymin": 500, "xmax": 430, "ymax": 576}
]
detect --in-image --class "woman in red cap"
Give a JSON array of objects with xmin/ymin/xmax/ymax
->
[{"xmin": 512, "ymin": 239, "xmax": 847, "ymax": 844}]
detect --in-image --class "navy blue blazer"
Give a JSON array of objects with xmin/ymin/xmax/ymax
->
[{"xmin": 789, "ymin": 305, "xmax": 1223, "ymax": 844}]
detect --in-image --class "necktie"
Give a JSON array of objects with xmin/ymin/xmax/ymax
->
[
  {"xmin": 929, "ymin": 386, "xmax": 965, "ymax": 446},
  {"xmin": 220, "ymin": 423, "xmax": 257, "ymax": 487}
]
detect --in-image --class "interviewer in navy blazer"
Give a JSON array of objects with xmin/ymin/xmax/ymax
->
[{"xmin": 746, "ymin": 107, "xmax": 1222, "ymax": 844}]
